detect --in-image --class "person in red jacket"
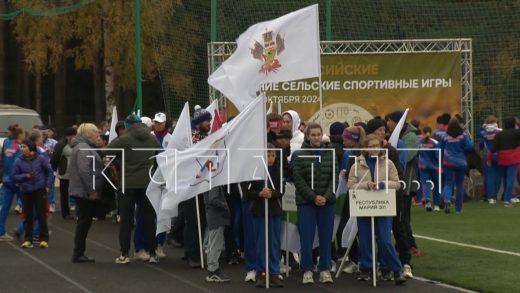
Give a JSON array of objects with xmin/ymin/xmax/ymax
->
[{"xmin": 488, "ymin": 117, "xmax": 520, "ymax": 207}]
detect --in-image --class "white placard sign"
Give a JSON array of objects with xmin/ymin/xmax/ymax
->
[
  {"xmin": 349, "ymin": 189, "xmax": 397, "ymax": 217},
  {"xmin": 282, "ymin": 183, "xmax": 297, "ymax": 212}
]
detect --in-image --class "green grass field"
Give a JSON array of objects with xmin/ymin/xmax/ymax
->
[{"xmin": 411, "ymin": 201, "xmax": 520, "ymax": 293}]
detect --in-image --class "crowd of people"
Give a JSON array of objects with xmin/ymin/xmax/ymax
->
[{"xmin": 1, "ymin": 106, "xmax": 520, "ymax": 288}]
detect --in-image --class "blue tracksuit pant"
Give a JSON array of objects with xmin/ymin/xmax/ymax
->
[
  {"xmin": 242, "ymin": 200, "xmax": 256, "ymax": 271},
  {"xmin": 484, "ymin": 161, "xmax": 500, "ymax": 199},
  {"xmin": 252, "ymin": 215, "xmax": 281, "ymax": 275},
  {"xmin": 357, "ymin": 216, "xmax": 402, "ymax": 272},
  {"xmin": 500, "ymin": 165, "xmax": 517, "ymax": 203},
  {"xmin": 442, "ymin": 167, "xmax": 466, "ymax": 212},
  {"xmin": 297, "ymin": 203, "xmax": 334, "ymax": 272},
  {"xmin": 0, "ymin": 182, "xmax": 20, "ymax": 235},
  {"xmin": 420, "ymin": 168, "xmax": 440, "ymax": 205}
]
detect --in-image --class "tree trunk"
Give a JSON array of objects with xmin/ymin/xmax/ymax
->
[
  {"xmin": 0, "ymin": 17, "xmax": 6, "ymax": 104},
  {"xmin": 35, "ymin": 71, "xmax": 42, "ymax": 113},
  {"xmin": 54, "ymin": 55, "xmax": 67, "ymax": 130},
  {"xmin": 93, "ymin": 53, "xmax": 105, "ymax": 123},
  {"xmin": 22, "ymin": 63, "xmax": 30, "ymax": 108}
]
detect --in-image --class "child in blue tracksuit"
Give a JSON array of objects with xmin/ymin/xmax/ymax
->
[
  {"xmin": 478, "ymin": 116, "xmax": 501, "ymax": 203},
  {"xmin": 418, "ymin": 126, "xmax": 441, "ymax": 211},
  {"xmin": 0, "ymin": 126, "xmax": 23, "ymax": 241},
  {"xmin": 241, "ymin": 147, "xmax": 284, "ymax": 288},
  {"xmin": 439, "ymin": 119, "xmax": 473, "ymax": 213}
]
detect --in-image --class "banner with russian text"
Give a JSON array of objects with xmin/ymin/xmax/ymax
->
[{"xmin": 226, "ymin": 52, "xmax": 461, "ymax": 132}]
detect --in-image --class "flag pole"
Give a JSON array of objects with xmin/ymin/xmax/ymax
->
[
  {"xmin": 371, "ymin": 216, "xmax": 377, "ymax": 287},
  {"xmin": 315, "ymin": 6, "xmax": 323, "ymax": 127},
  {"xmin": 262, "ymin": 93, "xmax": 270, "ymax": 289},
  {"xmin": 195, "ymin": 195, "xmax": 204, "ymax": 269}
]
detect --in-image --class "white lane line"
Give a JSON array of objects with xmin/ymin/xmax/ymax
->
[
  {"xmin": 50, "ymin": 223, "xmax": 216, "ymax": 293},
  {"xmin": 414, "ymin": 277, "xmax": 479, "ymax": 293},
  {"xmin": 414, "ymin": 234, "xmax": 520, "ymax": 257},
  {"xmin": 7, "ymin": 242, "xmax": 93, "ymax": 293}
]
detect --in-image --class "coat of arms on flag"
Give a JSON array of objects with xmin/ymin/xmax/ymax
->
[{"xmin": 251, "ymin": 30, "xmax": 285, "ymax": 74}]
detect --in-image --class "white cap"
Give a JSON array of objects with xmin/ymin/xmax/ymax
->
[
  {"xmin": 141, "ymin": 116, "xmax": 153, "ymax": 128},
  {"xmin": 153, "ymin": 112, "xmax": 167, "ymax": 123}
]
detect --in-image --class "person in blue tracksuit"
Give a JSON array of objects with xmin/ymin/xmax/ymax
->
[
  {"xmin": 241, "ymin": 145, "xmax": 285, "ymax": 288},
  {"xmin": 488, "ymin": 117, "xmax": 520, "ymax": 207},
  {"xmin": 478, "ymin": 115, "xmax": 501, "ymax": 203},
  {"xmin": 439, "ymin": 119, "xmax": 474, "ymax": 213},
  {"xmin": 347, "ymin": 134, "xmax": 406, "ymax": 285},
  {"xmin": 293, "ymin": 123, "xmax": 336, "ymax": 285},
  {"xmin": 0, "ymin": 126, "xmax": 24, "ymax": 241},
  {"xmin": 418, "ymin": 126, "xmax": 441, "ymax": 211}
]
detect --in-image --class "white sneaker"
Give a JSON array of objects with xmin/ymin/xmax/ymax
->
[
  {"xmin": 156, "ymin": 246, "xmax": 167, "ymax": 259},
  {"xmin": 49, "ymin": 204, "xmax": 56, "ymax": 213},
  {"xmin": 403, "ymin": 264, "xmax": 413, "ymax": 279},
  {"xmin": 280, "ymin": 263, "xmax": 291, "ymax": 274},
  {"xmin": 149, "ymin": 255, "xmax": 159, "ymax": 264},
  {"xmin": 134, "ymin": 250, "xmax": 150, "ymax": 261},
  {"xmin": 302, "ymin": 271, "xmax": 314, "ymax": 284},
  {"xmin": 511, "ymin": 198, "xmax": 520, "ymax": 203},
  {"xmin": 0, "ymin": 233, "xmax": 14, "ymax": 242},
  {"xmin": 489, "ymin": 198, "xmax": 497, "ymax": 204},
  {"xmin": 245, "ymin": 270, "xmax": 256, "ymax": 282},
  {"xmin": 115, "ymin": 255, "xmax": 131, "ymax": 264},
  {"xmin": 330, "ymin": 260, "xmax": 337, "ymax": 273},
  {"xmin": 14, "ymin": 205, "xmax": 22, "ymax": 214},
  {"xmin": 319, "ymin": 271, "xmax": 333, "ymax": 284},
  {"xmin": 70, "ymin": 205, "xmax": 76, "ymax": 212},
  {"xmin": 434, "ymin": 206, "xmax": 440, "ymax": 211},
  {"xmin": 342, "ymin": 261, "xmax": 359, "ymax": 274}
]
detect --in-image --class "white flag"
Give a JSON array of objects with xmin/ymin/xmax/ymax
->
[
  {"xmin": 147, "ymin": 102, "xmax": 192, "ymax": 233},
  {"xmin": 158, "ymin": 96, "xmax": 267, "ymax": 221},
  {"xmin": 388, "ymin": 108, "xmax": 409, "ymax": 148},
  {"xmin": 208, "ymin": 4, "xmax": 320, "ymax": 111},
  {"xmin": 108, "ymin": 106, "xmax": 118, "ymax": 143},
  {"xmin": 341, "ymin": 216, "xmax": 358, "ymax": 249}
]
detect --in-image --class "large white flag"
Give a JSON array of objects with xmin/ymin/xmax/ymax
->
[
  {"xmin": 158, "ymin": 96, "xmax": 267, "ymax": 223},
  {"xmin": 208, "ymin": 4, "xmax": 320, "ymax": 111},
  {"xmin": 147, "ymin": 102, "xmax": 192, "ymax": 233}
]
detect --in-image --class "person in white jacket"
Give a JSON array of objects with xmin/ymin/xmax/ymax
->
[{"xmin": 282, "ymin": 110, "xmax": 305, "ymax": 156}]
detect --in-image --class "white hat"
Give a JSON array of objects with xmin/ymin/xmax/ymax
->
[
  {"xmin": 141, "ymin": 116, "xmax": 153, "ymax": 128},
  {"xmin": 153, "ymin": 112, "xmax": 167, "ymax": 123}
]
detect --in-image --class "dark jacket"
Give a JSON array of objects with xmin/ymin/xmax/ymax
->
[
  {"xmin": 241, "ymin": 165, "xmax": 284, "ymax": 217},
  {"xmin": 328, "ymin": 134, "xmax": 346, "ymax": 171},
  {"xmin": 68, "ymin": 135, "xmax": 103, "ymax": 199},
  {"xmin": 107, "ymin": 123, "xmax": 161, "ymax": 189},
  {"xmin": 12, "ymin": 154, "xmax": 54, "ymax": 193},
  {"xmin": 293, "ymin": 141, "xmax": 337, "ymax": 205},
  {"xmin": 489, "ymin": 129, "xmax": 520, "ymax": 166},
  {"xmin": 204, "ymin": 186, "xmax": 230, "ymax": 230}
]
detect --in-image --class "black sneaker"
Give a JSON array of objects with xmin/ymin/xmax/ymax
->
[
  {"xmin": 72, "ymin": 255, "xmax": 95, "ymax": 263},
  {"xmin": 380, "ymin": 271, "xmax": 394, "ymax": 281},
  {"xmin": 394, "ymin": 271, "xmax": 406, "ymax": 286},
  {"xmin": 256, "ymin": 274, "xmax": 266, "ymax": 288},
  {"xmin": 226, "ymin": 251, "xmax": 243, "ymax": 265},
  {"xmin": 445, "ymin": 203, "xmax": 451, "ymax": 214},
  {"xmin": 269, "ymin": 275, "xmax": 284, "ymax": 288},
  {"xmin": 357, "ymin": 271, "xmax": 371, "ymax": 281},
  {"xmin": 188, "ymin": 258, "xmax": 201, "ymax": 269},
  {"xmin": 425, "ymin": 201, "xmax": 433, "ymax": 212},
  {"xmin": 206, "ymin": 270, "xmax": 231, "ymax": 283}
]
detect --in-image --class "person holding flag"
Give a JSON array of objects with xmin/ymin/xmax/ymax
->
[
  {"xmin": 241, "ymin": 143, "xmax": 285, "ymax": 288},
  {"xmin": 293, "ymin": 122, "xmax": 336, "ymax": 284}
]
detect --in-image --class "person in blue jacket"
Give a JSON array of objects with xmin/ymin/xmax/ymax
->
[
  {"xmin": 12, "ymin": 139, "xmax": 54, "ymax": 248},
  {"xmin": 418, "ymin": 126, "xmax": 441, "ymax": 211},
  {"xmin": 439, "ymin": 119, "xmax": 474, "ymax": 213},
  {"xmin": 0, "ymin": 125, "xmax": 24, "ymax": 242},
  {"xmin": 478, "ymin": 115, "xmax": 501, "ymax": 203}
]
